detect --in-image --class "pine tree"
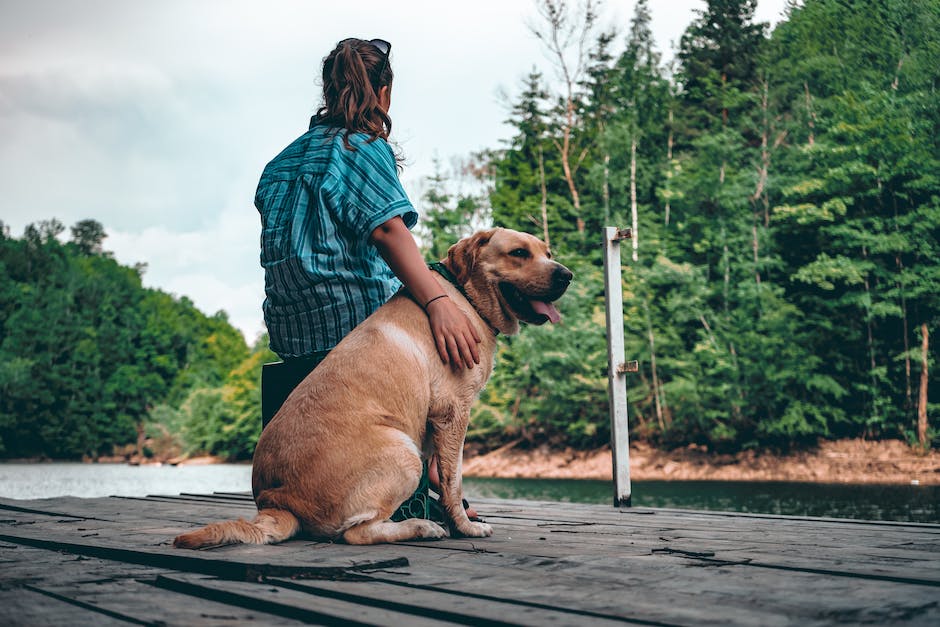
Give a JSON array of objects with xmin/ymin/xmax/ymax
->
[{"xmin": 491, "ymin": 69, "xmax": 568, "ymax": 241}]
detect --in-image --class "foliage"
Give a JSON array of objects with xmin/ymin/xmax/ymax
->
[
  {"xmin": 158, "ymin": 337, "xmax": 277, "ymax": 460},
  {"xmin": 426, "ymin": 0, "xmax": 940, "ymax": 451},
  {"xmin": 0, "ymin": 221, "xmax": 251, "ymax": 459},
  {"xmin": 4, "ymin": 0, "xmax": 938, "ymax": 459}
]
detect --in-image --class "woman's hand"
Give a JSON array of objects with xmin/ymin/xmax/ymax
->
[
  {"xmin": 369, "ymin": 216, "xmax": 482, "ymax": 370},
  {"xmin": 425, "ymin": 295, "xmax": 481, "ymax": 369}
]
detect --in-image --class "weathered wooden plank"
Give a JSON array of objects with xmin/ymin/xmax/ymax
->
[
  {"xmin": 477, "ymin": 506, "xmax": 940, "ymax": 553},
  {"xmin": 0, "ymin": 544, "xmax": 308, "ymax": 626},
  {"xmin": 13, "ymin": 496, "xmax": 937, "ymax": 572},
  {"xmin": 268, "ymin": 575, "xmax": 640, "ymax": 626},
  {"xmin": 3, "ymin": 493, "xmax": 940, "ymax": 626},
  {"xmin": 481, "ymin": 516, "xmax": 940, "ymax": 564},
  {"xmin": 22, "ymin": 520, "xmax": 923, "ymax": 624},
  {"xmin": 470, "ymin": 496, "xmax": 940, "ymax": 530},
  {"xmin": 353, "ymin": 549, "xmax": 940, "ymax": 626},
  {"xmin": 34, "ymin": 578, "xmax": 313, "ymax": 627},
  {"xmin": 154, "ymin": 573, "xmax": 458, "ymax": 627},
  {"xmin": 392, "ymin": 508, "xmax": 940, "ymax": 568},
  {"xmin": 0, "ymin": 523, "xmax": 411, "ymax": 582},
  {"xmin": 5, "ymin": 494, "xmax": 940, "ymax": 587},
  {"xmin": 0, "ymin": 587, "xmax": 132, "ymax": 627},
  {"xmin": 79, "ymin": 494, "xmax": 940, "ymax": 559},
  {"xmin": 118, "ymin": 494, "xmax": 259, "ymax": 508},
  {"xmin": 399, "ymin": 532, "xmax": 940, "ymax": 587},
  {"xmin": 484, "ymin": 510, "xmax": 940, "ymax": 546}
]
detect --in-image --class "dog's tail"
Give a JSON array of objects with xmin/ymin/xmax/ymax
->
[{"xmin": 173, "ymin": 508, "xmax": 301, "ymax": 549}]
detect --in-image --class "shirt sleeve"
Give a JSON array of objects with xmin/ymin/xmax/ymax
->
[{"xmin": 329, "ymin": 134, "xmax": 418, "ymax": 241}]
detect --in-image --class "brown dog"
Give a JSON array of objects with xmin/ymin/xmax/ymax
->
[{"xmin": 173, "ymin": 228, "xmax": 571, "ymax": 546}]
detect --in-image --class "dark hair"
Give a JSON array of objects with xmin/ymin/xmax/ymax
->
[{"xmin": 314, "ymin": 39, "xmax": 393, "ymax": 150}]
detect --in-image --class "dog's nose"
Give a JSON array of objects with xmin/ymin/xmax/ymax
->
[{"xmin": 553, "ymin": 264, "xmax": 573, "ymax": 286}]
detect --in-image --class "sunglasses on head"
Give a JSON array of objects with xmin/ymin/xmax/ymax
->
[{"xmin": 339, "ymin": 38, "xmax": 392, "ymax": 77}]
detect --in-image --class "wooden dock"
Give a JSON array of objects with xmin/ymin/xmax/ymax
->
[{"xmin": 1, "ymin": 492, "xmax": 938, "ymax": 626}]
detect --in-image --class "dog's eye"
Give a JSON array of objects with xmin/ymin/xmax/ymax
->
[{"xmin": 508, "ymin": 248, "xmax": 530, "ymax": 259}]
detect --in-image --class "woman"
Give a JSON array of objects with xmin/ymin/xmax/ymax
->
[{"xmin": 255, "ymin": 37, "xmax": 479, "ymax": 520}]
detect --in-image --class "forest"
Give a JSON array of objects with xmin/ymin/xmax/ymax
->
[
  {"xmin": 0, "ymin": 0, "xmax": 937, "ymax": 460},
  {"xmin": 0, "ymin": 219, "xmax": 273, "ymax": 459}
]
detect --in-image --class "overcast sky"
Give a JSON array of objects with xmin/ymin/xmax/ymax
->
[{"xmin": 0, "ymin": 0, "xmax": 787, "ymax": 342}]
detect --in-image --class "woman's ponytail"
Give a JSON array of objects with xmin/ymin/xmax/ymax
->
[{"xmin": 315, "ymin": 39, "xmax": 393, "ymax": 149}]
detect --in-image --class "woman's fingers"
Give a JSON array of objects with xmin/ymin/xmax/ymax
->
[
  {"xmin": 464, "ymin": 329, "xmax": 481, "ymax": 365},
  {"xmin": 468, "ymin": 322, "xmax": 482, "ymax": 344},
  {"xmin": 434, "ymin": 330, "xmax": 449, "ymax": 365},
  {"xmin": 445, "ymin": 333, "xmax": 464, "ymax": 370},
  {"xmin": 450, "ymin": 324, "xmax": 481, "ymax": 370},
  {"xmin": 427, "ymin": 298, "xmax": 483, "ymax": 370},
  {"xmin": 455, "ymin": 333, "xmax": 474, "ymax": 370}
]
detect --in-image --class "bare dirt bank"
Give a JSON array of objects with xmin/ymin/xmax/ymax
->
[{"xmin": 462, "ymin": 439, "xmax": 940, "ymax": 485}]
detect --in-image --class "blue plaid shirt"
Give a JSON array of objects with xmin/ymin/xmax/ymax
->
[{"xmin": 255, "ymin": 123, "xmax": 417, "ymax": 358}]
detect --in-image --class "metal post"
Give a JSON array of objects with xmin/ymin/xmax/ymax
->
[{"xmin": 604, "ymin": 226, "xmax": 633, "ymax": 507}]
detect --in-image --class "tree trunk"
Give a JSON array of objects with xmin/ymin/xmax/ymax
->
[
  {"xmin": 664, "ymin": 107, "xmax": 674, "ymax": 226},
  {"xmin": 699, "ymin": 313, "xmax": 720, "ymax": 352},
  {"xmin": 720, "ymin": 72, "xmax": 727, "ymax": 184},
  {"xmin": 756, "ymin": 78, "xmax": 771, "ymax": 228},
  {"xmin": 630, "ymin": 133, "xmax": 639, "ymax": 262},
  {"xmin": 602, "ymin": 152, "xmax": 611, "ymax": 222},
  {"xmin": 722, "ymin": 225, "xmax": 730, "ymax": 315},
  {"xmin": 891, "ymin": 55, "xmax": 905, "ymax": 91},
  {"xmin": 643, "ymin": 298, "xmax": 664, "ymax": 430},
  {"xmin": 919, "ymin": 323, "xmax": 929, "ymax": 448},
  {"xmin": 804, "ymin": 81, "xmax": 815, "ymax": 146},
  {"xmin": 752, "ymin": 222, "xmax": 761, "ymax": 287},
  {"xmin": 532, "ymin": 0, "xmax": 593, "ymax": 233},
  {"xmin": 538, "ymin": 145, "xmax": 550, "ymax": 247},
  {"xmin": 558, "ymin": 97, "xmax": 583, "ymax": 232},
  {"xmin": 635, "ymin": 368, "xmax": 651, "ymax": 429},
  {"xmin": 862, "ymin": 251, "xmax": 879, "ymax": 424},
  {"xmin": 136, "ymin": 421, "xmax": 146, "ymax": 460},
  {"xmin": 750, "ymin": 80, "xmax": 769, "ymax": 288},
  {"xmin": 895, "ymin": 253, "xmax": 912, "ymax": 410},
  {"xmin": 891, "ymin": 192, "xmax": 913, "ymax": 410}
]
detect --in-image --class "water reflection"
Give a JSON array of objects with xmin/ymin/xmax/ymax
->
[{"xmin": 463, "ymin": 477, "xmax": 940, "ymax": 523}]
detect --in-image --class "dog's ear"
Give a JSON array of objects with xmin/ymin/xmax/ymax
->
[{"xmin": 446, "ymin": 229, "xmax": 496, "ymax": 284}]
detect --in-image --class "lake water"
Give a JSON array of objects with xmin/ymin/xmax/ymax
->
[{"xmin": 1, "ymin": 463, "xmax": 937, "ymax": 523}]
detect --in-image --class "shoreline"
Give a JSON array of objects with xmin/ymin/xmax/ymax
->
[
  {"xmin": 462, "ymin": 438, "xmax": 940, "ymax": 485},
  {"xmin": 0, "ymin": 455, "xmax": 242, "ymax": 467},
  {"xmin": 4, "ymin": 439, "xmax": 938, "ymax": 485}
]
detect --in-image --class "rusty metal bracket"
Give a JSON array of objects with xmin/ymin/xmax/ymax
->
[
  {"xmin": 617, "ymin": 361, "xmax": 639, "ymax": 374},
  {"xmin": 610, "ymin": 228, "xmax": 632, "ymax": 241}
]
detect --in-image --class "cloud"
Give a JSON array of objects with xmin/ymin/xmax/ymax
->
[
  {"xmin": 0, "ymin": 62, "xmax": 255, "ymax": 237},
  {"xmin": 106, "ymin": 205, "xmax": 265, "ymax": 343},
  {"xmin": 0, "ymin": 0, "xmax": 790, "ymax": 348}
]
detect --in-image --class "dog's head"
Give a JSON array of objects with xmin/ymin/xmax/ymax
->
[{"xmin": 446, "ymin": 228, "xmax": 572, "ymax": 335}]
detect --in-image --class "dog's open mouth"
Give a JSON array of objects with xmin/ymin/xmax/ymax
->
[{"xmin": 498, "ymin": 283, "xmax": 563, "ymax": 325}]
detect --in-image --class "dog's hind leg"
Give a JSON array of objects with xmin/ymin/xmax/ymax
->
[
  {"xmin": 342, "ymin": 517, "xmax": 447, "ymax": 544},
  {"xmin": 337, "ymin": 428, "xmax": 447, "ymax": 545}
]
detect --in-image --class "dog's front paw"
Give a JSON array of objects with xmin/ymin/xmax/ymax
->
[
  {"xmin": 456, "ymin": 521, "xmax": 493, "ymax": 538},
  {"xmin": 412, "ymin": 519, "xmax": 449, "ymax": 540}
]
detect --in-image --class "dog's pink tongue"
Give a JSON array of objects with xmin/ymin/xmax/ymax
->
[{"xmin": 530, "ymin": 300, "xmax": 562, "ymax": 323}]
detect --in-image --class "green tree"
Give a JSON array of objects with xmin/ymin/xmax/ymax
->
[{"xmin": 0, "ymin": 220, "xmax": 252, "ymax": 459}]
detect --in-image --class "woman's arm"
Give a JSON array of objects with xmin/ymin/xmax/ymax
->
[{"xmin": 370, "ymin": 216, "xmax": 481, "ymax": 369}]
